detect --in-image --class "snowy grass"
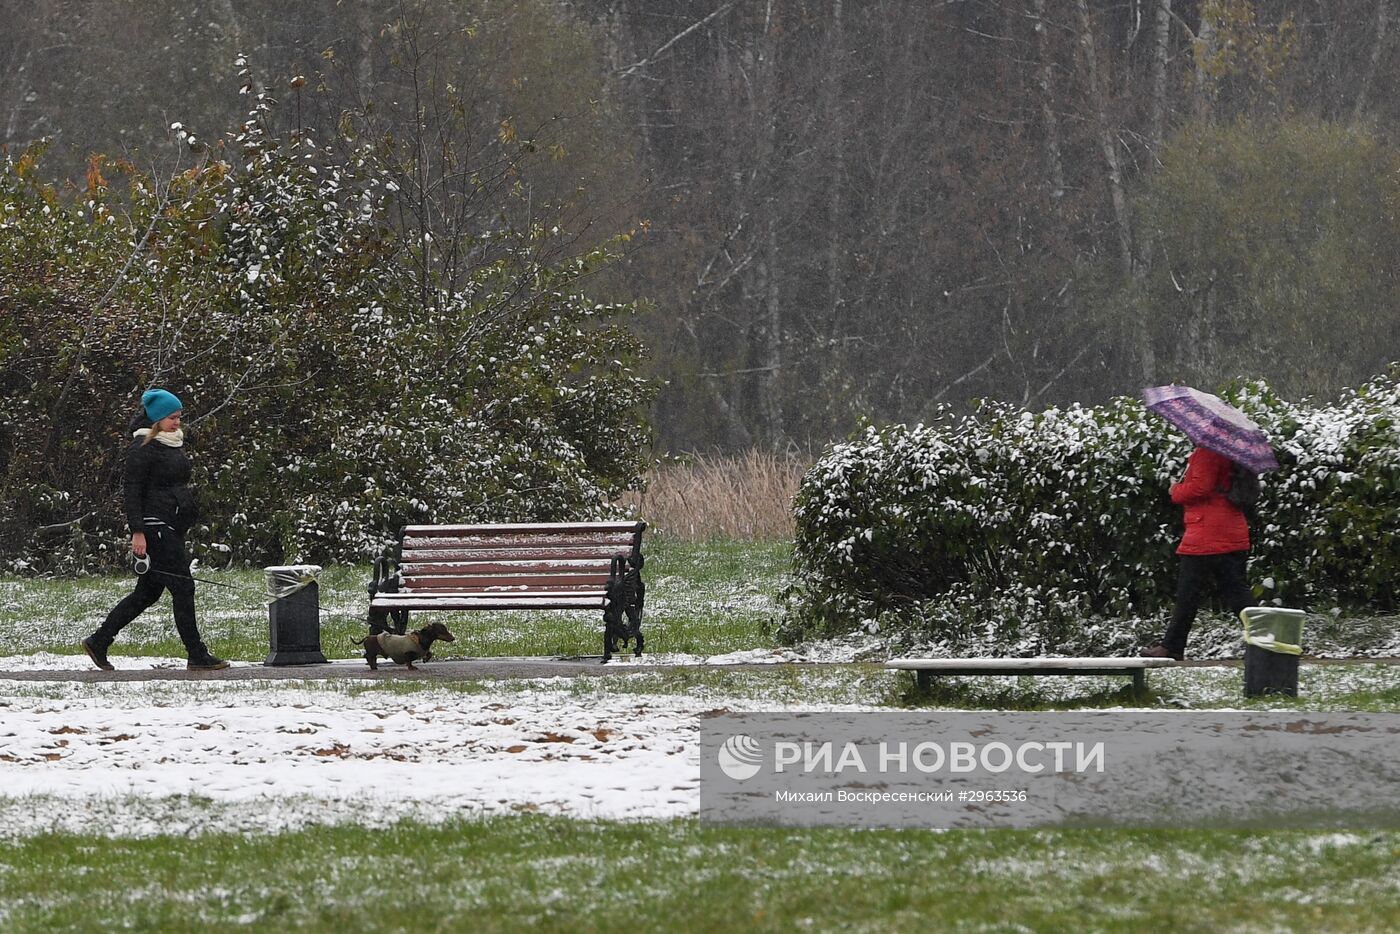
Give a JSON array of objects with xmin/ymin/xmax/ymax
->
[
  {"xmin": 895, "ymin": 662, "xmax": 1400, "ymax": 712},
  {"xmin": 0, "ymin": 538, "xmax": 790, "ymax": 663},
  {"xmin": 2, "ymin": 819, "xmax": 1398, "ymax": 932},
  {"xmin": 3, "ymin": 540, "xmax": 1400, "ymax": 930}
]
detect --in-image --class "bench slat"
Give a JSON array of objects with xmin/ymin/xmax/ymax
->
[
  {"xmin": 397, "ymin": 545, "xmax": 633, "ymax": 562},
  {"xmin": 397, "ymin": 585, "xmax": 610, "ymax": 590},
  {"xmin": 371, "ymin": 522, "xmax": 645, "ymax": 627},
  {"xmin": 399, "ymin": 559, "xmax": 616, "ymax": 576},
  {"xmin": 400, "ymin": 575, "xmax": 611, "ymax": 590},
  {"xmin": 402, "ymin": 521, "xmax": 642, "ymax": 534},
  {"xmin": 371, "ymin": 594, "xmax": 606, "ymax": 610},
  {"xmin": 402, "ymin": 535, "xmax": 639, "ymax": 552}
]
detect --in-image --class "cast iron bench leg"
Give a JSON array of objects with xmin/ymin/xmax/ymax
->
[
  {"xmin": 917, "ymin": 670, "xmax": 931, "ymax": 692},
  {"xmin": 1132, "ymin": 668, "xmax": 1146, "ymax": 699}
]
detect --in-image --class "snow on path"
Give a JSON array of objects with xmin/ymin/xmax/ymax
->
[
  {"xmin": 0, "ymin": 637, "xmax": 873, "ymax": 674},
  {"xmin": 1, "ymin": 684, "xmax": 691, "ymax": 836},
  {"xmin": 0, "ymin": 675, "xmax": 871, "ymax": 840}
]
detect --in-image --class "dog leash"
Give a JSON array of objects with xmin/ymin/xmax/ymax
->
[{"xmin": 139, "ymin": 566, "xmax": 369, "ymax": 629}]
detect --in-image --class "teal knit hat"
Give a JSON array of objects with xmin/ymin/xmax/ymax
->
[{"xmin": 142, "ymin": 389, "xmax": 183, "ymax": 423}]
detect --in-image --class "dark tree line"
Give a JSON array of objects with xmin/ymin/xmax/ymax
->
[{"xmin": 4, "ymin": 0, "xmax": 1400, "ymax": 453}]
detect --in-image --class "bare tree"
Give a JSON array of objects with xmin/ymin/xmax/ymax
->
[
  {"xmin": 1353, "ymin": 0, "xmax": 1392, "ymax": 120},
  {"xmin": 1031, "ymin": 0, "xmax": 1067, "ymax": 197}
]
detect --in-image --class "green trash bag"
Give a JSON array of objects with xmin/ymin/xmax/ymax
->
[{"xmin": 1239, "ymin": 607, "xmax": 1305, "ymax": 656}]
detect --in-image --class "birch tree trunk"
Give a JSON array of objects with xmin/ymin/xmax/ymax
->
[
  {"xmin": 1194, "ymin": 8, "xmax": 1218, "ymax": 118},
  {"xmin": 1131, "ymin": 0, "xmax": 1173, "ymax": 385},
  {"xmin": 1074, "ymin": 1, "xmax": 1131, "ymax": 275},
  {"xmin": 825, "ymin": 0, "xmax": 846, "ymax": 320},
  {"xmin": 1353, "ymin": 0, "xmax": 1392, "ymax": 120},
  {"xmin": 1147, "ymin": 0, "xmax": 1173, "ymax": 157},
  {"xmin": 1032, "ymin": 0, "xmax": 1066, "ymax": 198},
  {"xmin": 754, "ymin": 0, "xmax": 784, "ymax": 445}
]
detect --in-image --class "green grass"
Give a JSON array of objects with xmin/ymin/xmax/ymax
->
[
  {"xmin": 0, "ymin": 538, "xmax": 790, "ymax": 663},
  {"xmin": 2, "ymin": 817, "xmax": 1397, "ymax": 932},
  {"xmin": 4, "ymin": 539, "xmax": 1400, "ymax": 932}
]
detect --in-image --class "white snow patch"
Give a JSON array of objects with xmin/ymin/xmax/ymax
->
[
  {"xmin": 0, "ymin": 679, "xmax": 869, "ymax": 840},
  {"xmin": 1303, "ymin": 833, "xmax": 1366, "ymax": 854},
  {"xmin": 0, "ymin": 653, "xmax": 258, "ymax": 672}
]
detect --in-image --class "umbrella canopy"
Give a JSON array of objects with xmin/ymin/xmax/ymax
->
[{"xmin": 1142, "ymin": 385, "xmax": 1280, "ymax": 474}]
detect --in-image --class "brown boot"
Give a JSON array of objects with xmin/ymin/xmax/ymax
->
[{"xmin": 1140, "ymin": 644, "xmax": 1184, "ymax": 661}]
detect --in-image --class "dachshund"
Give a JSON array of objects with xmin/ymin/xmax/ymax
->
[{"xmin": 352, "ymin": 622, "xmax": 455, "ymax": 671}]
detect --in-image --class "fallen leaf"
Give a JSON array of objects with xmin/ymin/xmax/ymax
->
[{"xmin": 534, "ymin": 733, "xmax": 576, "ymax": 744}]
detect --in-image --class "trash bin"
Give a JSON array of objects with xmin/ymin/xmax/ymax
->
[
  {"xmin": 264, "ymin": 564, "xmax": 328, "ymax": 666},
  {"xmin": 1240, "ymin": 606, "xmax": 1304, "ymax": 697}
]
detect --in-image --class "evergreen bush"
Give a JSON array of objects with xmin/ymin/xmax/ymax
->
[{"xmin": 782, "ymin": 372, "xmax": 1400, "ymax": 653}]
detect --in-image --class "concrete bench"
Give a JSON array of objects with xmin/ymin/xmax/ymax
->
[{"xmin": 885, "ymin": 657, "xmax": 1177, "ymax": 698}]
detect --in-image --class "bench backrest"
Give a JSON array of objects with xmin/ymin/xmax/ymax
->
[{"xmin": 396, "ymin": 521, "xmax": 646, "ymax": 596}]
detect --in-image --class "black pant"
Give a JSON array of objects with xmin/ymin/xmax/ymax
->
[
  {"xmin": 1161, "ymin": 551, "xmax": 1252, "ymax": 656},
  {"xmin": 92, "ymin": 528, "xmax": 209, "ymax": 657}
]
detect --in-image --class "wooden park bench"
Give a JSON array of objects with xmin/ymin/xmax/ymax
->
[
  {"xmin": 885, "ymin": 657, "xmax": 1177, "ymax": 699},
  {"xmin": 368, "ymin": 521, "xmax": 647, "ymax": 663}
]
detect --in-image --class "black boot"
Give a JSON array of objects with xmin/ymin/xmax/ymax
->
[{"xmin": 81, "ymin": 636, "xmax": 114, "ymax": 671}]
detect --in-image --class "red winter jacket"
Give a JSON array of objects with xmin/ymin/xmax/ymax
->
[{"xmin": 1171, "ymin": 446, "xmax": 1250, "ymax": 555}]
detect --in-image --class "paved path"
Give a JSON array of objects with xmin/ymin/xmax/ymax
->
[
  {"xmin": 0, "ymin": 655, "xmax": 1394, "ymax": 684},
  {"xmin": 0, "ymin": 656, "xmax": 821, "ymax": 684}
]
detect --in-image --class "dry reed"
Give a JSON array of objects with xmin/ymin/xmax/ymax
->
[{"xmin": 618, "ymin": 450, "xmax": 808, "ymax": 542}]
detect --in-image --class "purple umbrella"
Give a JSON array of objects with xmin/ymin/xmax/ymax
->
[{"xmin": 1142, "ymin": 385, "xmax": 1280, "ymax": 474}]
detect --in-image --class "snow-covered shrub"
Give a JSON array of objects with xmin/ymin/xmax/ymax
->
[
  {"xmin": 781, "ymin": 372, "xmax": 1400, "ymax": 652},
  {"xmin": 0, "ymin": 75, "xmax": 655, "ymax": 572}
]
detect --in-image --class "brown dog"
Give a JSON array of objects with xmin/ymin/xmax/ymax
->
[{"xmin": 352, "ymin": 622, "xmax": 455, "ymax": 670}]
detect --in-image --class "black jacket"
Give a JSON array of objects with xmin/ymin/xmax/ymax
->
[{"xmin": 123, "ymin": 418, "xmax": 198, "ymax": 534}]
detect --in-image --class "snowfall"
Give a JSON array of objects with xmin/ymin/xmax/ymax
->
[{"xmin": 0, "ymin": 647, "xmax": 871, "ymax": 840}]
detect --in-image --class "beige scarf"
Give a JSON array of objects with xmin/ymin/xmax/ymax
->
[{"xmin": 133, "ymin": 428, "xmax": 185, "ymax": 448}]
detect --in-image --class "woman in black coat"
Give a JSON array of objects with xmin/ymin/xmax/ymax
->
[{"xmin": 81, "ymin": 389, "xmax": 228, "ymax": 671}]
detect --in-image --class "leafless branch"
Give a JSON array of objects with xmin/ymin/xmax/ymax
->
[
  {"xmin": 617, "ymin": 3, "xmax": 737, "ymax": 77},
  {"xmin": 45, "ymin": 144, "xmax": 207, "ymax": 454},
  {"xmin": 932, "ymin": 351, "xmax": 1001, "ymax": 402}
]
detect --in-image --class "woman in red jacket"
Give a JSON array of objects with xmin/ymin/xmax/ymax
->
[{"xmin": 1141, "ymin": 446, "xmax": 1253, "ymax": 660}]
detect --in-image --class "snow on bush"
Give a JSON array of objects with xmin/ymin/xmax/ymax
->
[
  {"xmin": 0, "ymin": 66, "xmax": 655, "ymax": 572},
  {"xmin": 781, "ymin": 373, "xmax": 1400, "ymax": 653}
]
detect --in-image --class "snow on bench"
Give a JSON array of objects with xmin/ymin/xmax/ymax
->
[{"xmin": 884, "ymin": 656, "xmax": 1178, "ymax": 697}]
